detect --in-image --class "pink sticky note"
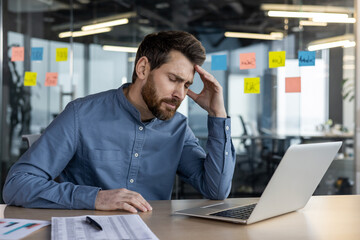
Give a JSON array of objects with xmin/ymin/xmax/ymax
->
[
  {"xmin": 45, "ymin": 72, "xmax": 58, "ymax": 86},
  {"xmin": 240, "ymin": 52, "xmax": 256, "ymax": 70},
  {"xmin": 285, "ymin": 77, "xmax": 301, "ymax": 93},
  {"xmin": 11, "ymin": 47, "xmax": 24, "ymax": 62}
]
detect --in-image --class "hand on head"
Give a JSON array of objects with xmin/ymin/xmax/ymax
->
[{"xmin": 187, "ymin": 65, "xmax": 227, "ymax": 118}]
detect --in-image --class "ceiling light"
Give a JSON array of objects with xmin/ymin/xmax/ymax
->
[
  {"xmin": 308, "ymin": 35, "xmax": 355, "ymax": 51},
  {"xmin": 343, "ymin": 55, "xmax": 355, "ymax": 61},
  {"xmin": 267, "ymin": 10, "xmax": 350, "ymax": 20},
  {"xmin": 155, "ymin": 2, "xmax": 170, "ymax": 9},
  {"xmin": 261, "ymin": 4, "xmax": 353, "ymax": 14},
  {"xmin": 299, "ymin": 20, "xmax": 327, "ymax": 27},
  {"xmin": 343, "ymin": 64, "xmax": 355, "ymax": 70},
  {"xmin": 343, "ymin": 41, "xmax": 356, "ymax": 48},
  {"xmin": 312, "ymin": 17, "xmax": 356, "ymax": 23},
  {"xmin": 77, "ymin": 0, "xmax": 91, "ymax": 3},
  {"xmin": 102, "ymin": 45, "xmax": 138, "ymax": 53},
  {"xmin": 58, "ymin": 27, "xmax": 112, "ymax": 38},
  {"xmin": 308, "ymin": 40, "xmax": 353, "ymax": 51},
  {"xmin": 81, "ymin": 18, "xmax": 129, "ymax": 31},
  {"xmin": 224, "ymin": 31, "xmax": 284, "ymax": 40}
]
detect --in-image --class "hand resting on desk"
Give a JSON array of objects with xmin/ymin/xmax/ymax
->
[{"xmin": 95, "ymin": 188, "xmax": 153, "ymax": 213}]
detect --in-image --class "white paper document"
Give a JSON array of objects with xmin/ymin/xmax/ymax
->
[
  {"xmin": 51, "ymin": 214, "xmax": 159, "ymax": 240},
  {"xmin": 0, "ymin": 218, "xmax": 50, "ymax": 240}
]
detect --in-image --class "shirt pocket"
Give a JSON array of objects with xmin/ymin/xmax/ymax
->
[{"xmin": 87, "ymin": 149, "xmax": 128, "ymax": 186}]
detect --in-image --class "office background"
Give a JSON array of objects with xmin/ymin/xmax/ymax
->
[{"xmin": 0, "ymin": 0, "xmax": 359, "ymax": 201}]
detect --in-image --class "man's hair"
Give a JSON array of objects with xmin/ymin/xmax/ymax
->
[{"xmin": 132, "ymin": 31, "xmax": 206, "ymax": 83}]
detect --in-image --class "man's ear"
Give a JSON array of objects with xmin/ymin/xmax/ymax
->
[{"xmin": 135, "ymin": 56, "xmax": 150, "ymax": 82}]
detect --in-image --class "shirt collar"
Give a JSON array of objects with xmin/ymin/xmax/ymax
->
[{"xmin": 116, "ymin": 83, "xmax": 158, "ymax": 125}]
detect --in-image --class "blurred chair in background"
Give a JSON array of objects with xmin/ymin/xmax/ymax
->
[{"xmin": 22, "ymin": 134, "xmax": 41, "ymax": 148}]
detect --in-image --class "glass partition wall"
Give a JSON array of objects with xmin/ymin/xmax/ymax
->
[{"xmin": 0, "ymin": 0, "xmax": 357, "ymax": 201}]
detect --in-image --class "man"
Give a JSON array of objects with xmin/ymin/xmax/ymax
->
[{"xmin": 3, "ymin": 31, "xmax": 235, "ymax": 213}]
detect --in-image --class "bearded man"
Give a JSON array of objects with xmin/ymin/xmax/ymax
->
[{"xmin": 3, "ymin": 31, "xmax": 235, "ymax": 212}]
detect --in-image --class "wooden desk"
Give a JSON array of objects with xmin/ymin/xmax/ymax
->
[{"xmin": 2, "ymin": 195, "xmax": 360, "ymax": 240}]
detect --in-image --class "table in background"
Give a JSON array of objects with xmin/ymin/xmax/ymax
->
[{"xmin": 1, "ymin": 195, "xmax": 360, "ymax": 240}]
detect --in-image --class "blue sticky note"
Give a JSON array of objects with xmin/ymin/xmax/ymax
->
[
  {"xmin": 31, "ymin": 47, "xmax": 43, "ymax": 61},
  {"xmin": 298, "ymin": 51, "xmax": 315, "ymax": 66},
  {"xmin": 211, "ymin": 55, "xmax": 227, "ymax": 70}
]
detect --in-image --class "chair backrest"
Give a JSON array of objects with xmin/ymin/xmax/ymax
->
[
  {"xmin": 239, "ymin": 116, "xmax": 248, "ymax": 136},
  {"xmin": 22, "ymin": 134, "xmax": 41, "ymax": 148}
]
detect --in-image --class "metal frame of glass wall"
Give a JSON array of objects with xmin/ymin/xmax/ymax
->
[
  {"xmin": 0, "ymin": 0, "xmax": 3, "ymax": 197},
  {"xmin": 355, "ymin": 0, "xmax": 360, "ymax": 194}
]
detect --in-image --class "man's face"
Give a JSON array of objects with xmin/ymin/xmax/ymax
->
[{"xmin": 141, "ymin": 51, "xmax": 194, "ymax": 121}]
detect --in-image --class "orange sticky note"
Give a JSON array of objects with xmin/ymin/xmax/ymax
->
[
  {"xmin": 11, "ymin": 47, "xmax": 24, "ymax": 62},
  {"xmin": 244, "ymin": 77, "xmax": 260, "ymax": 94},
  {"xmin": 24, "ymin": 72, "xmax": 37, "ymax": 86},
  {"xmin": 56, "ymin": 48, "xmax": 68, "ymax": 61},
  {"xmin": 45, "ymin": 72, "xmax": 58, "ymax": 86},
  {"xmin": 285, "ymin": 77, "xmax": 301, "ymax": 93},
  {"xmin": 269, "ymin": 51, "xmax": 286, "ymax": 68},
  {"xmin": 240, "ymin": 52, "xmax": 256, "ymax": 69}
]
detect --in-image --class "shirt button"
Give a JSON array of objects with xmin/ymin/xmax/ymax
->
[
  {"xmin": 129, "ymin": 179, "xmax": 134, "ymax": 183},
  {"xmin": 134, "ymin": 153, "xmax": 139, "ymax": 157},
  {"xmin": 225, "ymin": 151, "xmax": 228, "ymax": 155},
  {"xmin": 139, "ymin": 126, "xmax": 143, "ymax": 131},
  {"xmin": 225, "ymin": 126, "xmax": 229, "ymax": 131}
]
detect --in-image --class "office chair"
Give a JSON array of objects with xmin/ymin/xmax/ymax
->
[
  {"xmin": 22, "ymin": 134, "xmax": 41, "ymax": 148},
  {"xmin": 236, "ymin": 116, "xmax": 258, "ymax": 172},
  {"xmin": 21, "ymin": 133, "xmax": 62, "ymax": 183},
  {"xmin": 232, "ymin": 116, "xmax": 264, "ymax": 197}
]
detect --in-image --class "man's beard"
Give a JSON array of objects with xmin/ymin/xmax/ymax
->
[{"xmin": 141, "ymin": 74, "xmax": 181, "ymax": 121}]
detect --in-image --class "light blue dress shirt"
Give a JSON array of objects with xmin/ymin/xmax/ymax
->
[{"xmin": 3, "ymin": 83, "xmax": 235, "ymax": 209}]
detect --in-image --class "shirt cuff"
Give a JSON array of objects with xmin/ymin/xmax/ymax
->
[
  {"xmin": 207, "ymin": 115, "xmax": 231, "ymax": 139},
  {"xmin": 72, "ymin": 185, "xmax": 101, "ymax": 209}
]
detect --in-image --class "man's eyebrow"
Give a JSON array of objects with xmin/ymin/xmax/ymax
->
[{"xmin": 169, "ymin": 73, "xmax": 193, "ymax": 84}]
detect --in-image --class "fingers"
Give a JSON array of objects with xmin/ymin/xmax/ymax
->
[
  {"xmin": 186, "ymin": 89, "xmax": 198, "ymax": 101},
  {"xmin": 195, "ymin": 65, "xmax": 218, "ymax": 85},
  {"xmin": 120, "ymin": 189, "xmax": 152, "ymax": 213},
  {"xmin": 95, "ymin": 188, "xmax": 153, "ymax": 213},
  {"xmin": 126, "ymin": 190, "xmax": 153, "ymax": 212},
  {"xmin": 122, "ymin": 202, "xmax": 138, "ymax": 213}
]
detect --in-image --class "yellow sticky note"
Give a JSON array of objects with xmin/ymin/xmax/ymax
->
[
  {"xmin": 56, "ymin": 48, "xmax": 68, "ymax": 62},
  {"xmin": 24, "ymin": 72, "xmax": 37, "ymax": 86},
  {"xmin": 269, "ymin": 51, "xmax": 286, "ymax": 68},
  {"xmin": 244, "ymin": 77, "xmax": 260, "ymax": 94}
]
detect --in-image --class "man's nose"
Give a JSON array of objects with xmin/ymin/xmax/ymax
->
[{"xmin": 173, "ymin": 85, "xmax": 186, "ymax": 100}]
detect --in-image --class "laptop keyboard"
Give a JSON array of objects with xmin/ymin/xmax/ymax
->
[{"xmin": 209, "ymin": 203, "xmax": 257, "ymax": 220}]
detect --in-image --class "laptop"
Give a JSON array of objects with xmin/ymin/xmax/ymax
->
[{"xmin": 174, "ymin": 141, "xmax": 342, "ymax": 224}]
